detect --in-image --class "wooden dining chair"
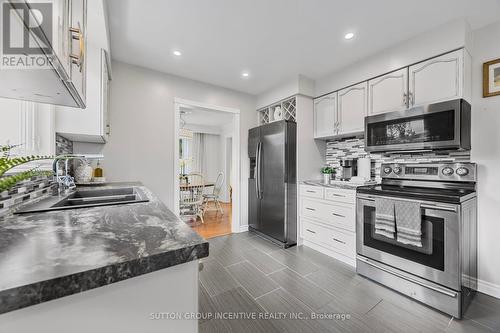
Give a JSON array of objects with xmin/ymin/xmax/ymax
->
[{"xmin": 180, "ymin": 173, "xmax": 205, "ymax": 223}]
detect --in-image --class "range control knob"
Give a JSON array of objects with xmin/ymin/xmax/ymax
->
[
  {"xmin": 456, "ymin": 167, "xmax": 469, "ymax": 176},
  {"xmin": 393, "ymin": 166, "xmax": 402, "ymax": 175},
  {"xmin": 383, "ymin": 167, "xmax": 392, "ymax": 174},
  {"xmin": 442, "ymin": 167, "xmax": 454, "ymax": 176}
]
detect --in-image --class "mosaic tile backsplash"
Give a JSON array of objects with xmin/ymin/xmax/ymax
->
[
  {"xmin": 325, "ymin": 138, "xmax": 471, "ymax": 180},
  {"xmin": 56, "ymin": 134, "xmax": 74, "ymax": 155},
  {"xmin": 0, "ymin": 175, "xmax": 54, "ymax": 218}
]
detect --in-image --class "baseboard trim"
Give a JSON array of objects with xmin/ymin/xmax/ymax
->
[
  {"xmin": 236, "ymin": 225, "xmax": 248, "ymax": 233},
  {"xmin": 302, "ymin": 240, "xmax": 356, "ymax": 268},
  {"xmin": 463, "ymin": 275, "xmax": 500, "ymax": 299}
]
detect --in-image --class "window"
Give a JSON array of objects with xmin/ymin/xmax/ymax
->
[{"xmin": 179, "ymin": 136, "xmax": 192, "ymax": 175}]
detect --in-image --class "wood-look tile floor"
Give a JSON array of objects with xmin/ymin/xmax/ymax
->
[
  {"xmin": 190, "ymin": 203, "xmax": 232, "ymax": 239},
  {"xmin": 199, "ymin": 232, "xmax": 500, "ymax": 333}
]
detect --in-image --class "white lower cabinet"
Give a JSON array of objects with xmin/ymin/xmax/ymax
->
[{"xmin": 299, "ymin": 184, "xmax": 356, "ymax": 267}]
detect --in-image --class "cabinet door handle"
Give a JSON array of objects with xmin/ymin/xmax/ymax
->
[
  {"xmin": 332, "ymin": 213, "xmax": 345, "ymax": 218},
  {"xmin": 332, "ymin": 238, "xmax": 346, "ymax": 245},
  {"xmin": 305, "ymin": 207, "xmax": 316, "ymax": 211},
  {"xmin": 403, "ymin": 93, "xmax": 407, "ymax": 106},
  {"xmin": 69, "ymin": 24, "xmax": 85, "ymax": 72},
  {"xmin": 306, "ymin": 229, "xmax": 316, "ymax": 234}
]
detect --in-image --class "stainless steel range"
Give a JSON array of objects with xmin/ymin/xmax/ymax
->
[{"xmin": 356, "ymin": 162, "xmax": 477, "ymax": 318}]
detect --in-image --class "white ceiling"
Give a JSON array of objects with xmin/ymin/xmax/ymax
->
[{"xmin": 106, "ymin": 0, "xmax": 500, "ymax": 95}]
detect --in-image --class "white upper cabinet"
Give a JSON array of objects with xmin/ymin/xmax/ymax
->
[
  {"xmin": 0, "ymin": 0, "xmax": 87, "ymax": 108},
  {"xmin": 314, "ymin": 92, "xmax": 337, "ymax": 138},
  {"xmin": 409, "ymin": 49, "xmax": 465, "ymax": 107},
  {"xmin": 68, "ymin": 0, "xmax": 87, "ymax": 103},
  {"xmin": 0, "ymin": 98, "xmax": 55, "ymax": 159},
  {"xmin": 337, "ymin": 82, "xmax": 368, "ymax": 135},
  {"xmin": 368, "ymin": 68, "xmax": 408, "ymax": 115},
  {"xmin": 56, "ymin": 0, "xmax": 110, "ymax": 143}
]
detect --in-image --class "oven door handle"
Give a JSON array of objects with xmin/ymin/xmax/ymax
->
[
  {"xmin": 357, "ymin": 257, "xmax": 458, "ymax": 298},
  {"xmin": 357, "ymin": 194, "xmax": 457, "ymax": 213}
]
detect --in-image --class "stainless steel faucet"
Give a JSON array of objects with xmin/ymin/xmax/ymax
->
[{"xmin": 52, "ymin": 154, "xmax": 92, "ymax": 195}]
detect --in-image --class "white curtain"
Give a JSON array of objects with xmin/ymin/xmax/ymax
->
[{"xmin": 191, "ymin": 133, "xmax": 205, "ymax": 175}]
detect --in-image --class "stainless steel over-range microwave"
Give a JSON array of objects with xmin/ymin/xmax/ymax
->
[{"xmin": 364, "ymin": 99, "xmax": 471, "ymax": 153}]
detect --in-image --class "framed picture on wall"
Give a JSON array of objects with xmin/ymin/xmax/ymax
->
[{"xmin": 483, "ymin": 58, "xmax": 500, "ymax": 97}]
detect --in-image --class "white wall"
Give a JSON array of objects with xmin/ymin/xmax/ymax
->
[
  {"xmin": 470, "ymin": 20, "xmax": 500, "ymax": 297},
  {"xmin": 315, "ymin": 19, "xmax": 472, "ymax": 96},
  {"xmin": 183, "ymin": 124, "xmax": 222, "ymax": 135},
  {"xmin": 295, "ymin": 95, "xmax": 325, "ymax": 181},
  {"xmin": 97, "ymin": 61, "xmax": 256, "ymax": 228},
  {"xmin": 257, "ymin": 75, "xmax": 315, "ymax": 109},
  {"xmin": 219, "ymin": 123, "xmax": 234, "ymax": 203}
]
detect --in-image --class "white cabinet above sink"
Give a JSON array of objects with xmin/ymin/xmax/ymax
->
[
  {"xmin": 0, "ymin": 0, "xmax": 87, "ymax": 108},
  {"xmin": 56, "ymin": 0, "xmax": 111, "ymax": 143}
]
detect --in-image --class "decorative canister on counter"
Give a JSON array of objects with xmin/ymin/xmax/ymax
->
[{"xmin": 75, "ymin": 159, "xmax": 93, "ymax": 183}]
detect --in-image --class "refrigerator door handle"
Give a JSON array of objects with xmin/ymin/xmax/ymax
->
[{"xmin": 256, "ymin": 142, "xmax": 262, "ymax": 199}]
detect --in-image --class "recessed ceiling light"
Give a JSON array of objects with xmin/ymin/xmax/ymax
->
[
  {"xmin": 344, "ymin": 32, "xmax": 355, "ymax": 40},
  {"xmin": 241, "ymin": 71, "xmax": 250, "ymax": 78},
  {"xmin": 173, "ymin": 50, "xmax": 182, "ymax": 56}
]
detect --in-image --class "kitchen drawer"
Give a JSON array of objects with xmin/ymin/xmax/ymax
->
[
  {"xmin": 324, "ymin": 188, "xmax": 356, "ymax": 204},
  {"xmin": 299, "ymin": 185, "xmax": 324, "ymax": 199},
  {"xmin": 301, "ymin": 218, "xmax": 356, "ymax": 259},
  {"xmin": 300, "ymin": 198, "xmax": 355, "ymax": 232}
]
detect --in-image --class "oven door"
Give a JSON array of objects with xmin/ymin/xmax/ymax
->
[{"xmin": 356, "ymin": 194, "xmax": 460, "ymax": 290}]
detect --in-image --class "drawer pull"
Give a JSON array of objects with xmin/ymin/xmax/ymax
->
[
  {"xmin": 306, "ymin": 207, "xmax": 316, "ymax": 211},
  {"xmin": 306, "ymin": 190, "xmax": 317, "ymax": 193},
  {"xmin": 332, "ymin": 213, "xmax": 345, "ymax": 218},
  {"xmin": 330, "ymin": 194, "xmax": 345, "ymax": 197},
  {"xmin": 305, "ymin": 229, "xmax": 316, "ymax": 234},
  {"xmin": 332, "ymin": 238, "xmax": 346, "ymax": 245}
]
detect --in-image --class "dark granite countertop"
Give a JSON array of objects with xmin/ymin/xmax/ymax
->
[{"xmin": 0, "ymin": 182, "xmax": 208, "ymax": 314}]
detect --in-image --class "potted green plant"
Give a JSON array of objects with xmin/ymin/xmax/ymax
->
[
  {"xmin": 0, "ymin": 144, "xmax": 52, "ymax": 194},
  {"xmin": 321, "ymin": 166, "xmax": 334, "ymax": 184}
]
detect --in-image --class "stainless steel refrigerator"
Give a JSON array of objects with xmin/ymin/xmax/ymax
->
[{"xmin": 248, "ymin": 120, "xmax": 297, "ymax": 248}]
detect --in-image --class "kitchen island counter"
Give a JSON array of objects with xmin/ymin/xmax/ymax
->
[{"xmin": 0, "ymin": 182, "xmax": 208, "ymax": 316}]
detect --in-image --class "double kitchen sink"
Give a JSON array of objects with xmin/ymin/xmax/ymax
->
[{"xmin": 15, "ymin": 187, "xmax": 149, "ymax": 214}]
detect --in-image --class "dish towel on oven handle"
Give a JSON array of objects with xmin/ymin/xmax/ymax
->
[
  {"xmin": 374, "ymin": 198, "xmax": 395, "ymax": 239},
  {"xmin": 395, "ymin": 200, "xmax": 422, "ymax": 247}
]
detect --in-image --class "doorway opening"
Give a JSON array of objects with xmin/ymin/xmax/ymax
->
[{"xmin": 174, "ymin": 98, "xmax": 240, "ymax": 239}]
